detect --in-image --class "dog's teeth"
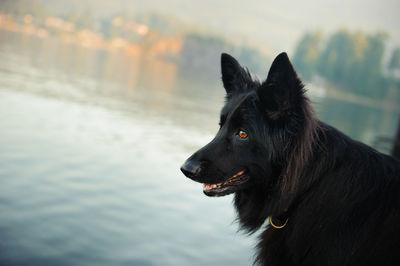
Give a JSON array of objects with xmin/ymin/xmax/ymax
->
[{"xmin": 203, "ymin": 184, "xmax": 218, "ymax": 190}]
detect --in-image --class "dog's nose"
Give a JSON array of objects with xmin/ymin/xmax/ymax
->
[{"xmin": 180, "ymin": 160, "xmax": 201, "ymax": 178}]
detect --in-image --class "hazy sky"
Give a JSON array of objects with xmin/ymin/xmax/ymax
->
[
  {"xmin": 41, "ymin": 0, "xmax": 400, "ymax": 55},
  {"xmin": 124, "ymin": 0, "xmax": 400, "ymax": 53}
]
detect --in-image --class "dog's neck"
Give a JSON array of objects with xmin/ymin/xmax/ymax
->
[
  {"xmin": 234, "ymin": 180, "xmax": 290, "ymax": 233},
  {"xmin": 234, "ymin": 151, "xmax": 323, "ymax": 233}
]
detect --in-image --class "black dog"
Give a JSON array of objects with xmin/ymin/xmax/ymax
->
[{"xmin": 181, "ymin": 52, "xmax": 400, "ymax": 266}]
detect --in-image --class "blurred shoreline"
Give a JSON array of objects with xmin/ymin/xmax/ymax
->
[
  {"xmin": 0, "ymin": 11, "xmax": 269, "ymax": 76},
  {"xmin": 1, "ymin": 13, "xmax": 399, "ymax": 112},
  {"xmin": 0, "ymin": 13, "xmax": 181, "ymax": 57}
]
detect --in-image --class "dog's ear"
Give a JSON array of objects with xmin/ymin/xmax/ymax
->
[
  {"xmin": 258, "ymin": 52, "xmax": 305, "ymax": 119},
  {"xmin": 221, "ymin": 53, "xmax": 251, "ymax": 95}
]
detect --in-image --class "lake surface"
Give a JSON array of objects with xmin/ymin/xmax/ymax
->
[{"xmin": 0, "ymin": 31, "xmax": 398, "ymax": 266}]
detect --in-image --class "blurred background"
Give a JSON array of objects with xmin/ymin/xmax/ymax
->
[{"xmin": 0, "ymin": 0, "xmax": 399, "ymax": 265}]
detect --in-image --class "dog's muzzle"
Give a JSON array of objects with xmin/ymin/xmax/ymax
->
[{"xmin": 180, "ymin": 160, "xmax": 201, "ymax": 178}]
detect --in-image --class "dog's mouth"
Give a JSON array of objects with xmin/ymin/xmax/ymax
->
[{"xmin": 202, "ymin": 170, "xmax": 249, "ymax": 197}]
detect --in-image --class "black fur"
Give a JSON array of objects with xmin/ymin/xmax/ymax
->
[{"xmin": 181, "ymin": 52, "xmax": 400, "ymax": 266}]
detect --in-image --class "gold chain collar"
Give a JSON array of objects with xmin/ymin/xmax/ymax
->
[{"xmin": 269, "ymin": 216, "xmax": 289, "ymax": 229}]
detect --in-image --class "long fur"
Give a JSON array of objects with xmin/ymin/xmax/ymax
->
[{"xmin": 182, "ymin": 52, "xmax": 400, "ymax": 266}]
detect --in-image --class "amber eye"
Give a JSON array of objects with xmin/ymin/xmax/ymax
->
[{"xmin": 238, "ymin": 130, "xmax": 248, "ymax": 139}]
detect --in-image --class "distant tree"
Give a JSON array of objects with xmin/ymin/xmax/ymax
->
[
  {"xmin": 99, "ymin": 18, "xmax": 113, "ymax": 39},
  {"xmin": 356, "ymin": 32, "xmax": 387, "ymax": 97},
  {"xmin": 315, "ymin": 30, "xmax": 388, "ymax": 98},
  {"xmin": 318, "ymin": 30, "xmax": 359, "ymax": 88},
  {"xmin": 235, "ymin": 46, "xmax": 269, "ymax": 75},
  {"xmin": 3, "ymin": 1, "xmax": 45, "ymax": 20},
  {"xmin": 292, "ymin": 31, "xmax": 322, "ymax": 80},
  {"xmin": 75, "ymin": 9, "xmax": 94, "ymax": 30},
  {"xmin": 65, "ymin": 12, "xmax": 80, "ymax": 25},
  {"xmin": 389, "ymin": 49, "xmax": 400, "ymax": 159},
  {"xmin": 389, "ymin": 48, "xmax": 400, "ymax": 71},
  {"xmin": 393, "ymin": 118, "xmax": 400, "ymax": 159}
]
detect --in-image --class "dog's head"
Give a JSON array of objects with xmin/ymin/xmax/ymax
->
[{"xmin": 181, "ymin": 52, "xmax": 316, "ymax": 198}]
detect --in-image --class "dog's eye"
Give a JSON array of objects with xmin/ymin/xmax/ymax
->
[{"xmin": 238, "ymin": 130, "xmax": 248, "ymax": 139}]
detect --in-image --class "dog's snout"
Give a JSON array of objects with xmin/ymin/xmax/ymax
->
[{"xmin": 180, "ymin": 160, "xmax": 202, "ymax": 178}]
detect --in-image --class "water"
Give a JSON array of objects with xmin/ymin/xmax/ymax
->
[{"xmin": 0, "ymin": 31, "xmax": 398, "ymax": 266}]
